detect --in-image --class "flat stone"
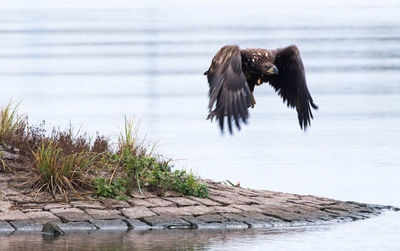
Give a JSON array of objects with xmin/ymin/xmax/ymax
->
[
  {"xmin": 211, "ymin": 190, "xmax": 261, "ymax": 204},
  {"xmin": 120, "ymin": 207, "xmax": 157, "ymax": 219},
  {"xmin": 127, "ymin": 198, "xmax": 155, "ymax": 207},
  {"xmin": 50, "ymin": 207, "xmax": 92, "ymax": 222},
  {"xmin": 259, "ymin": 190, "xmax": 282, "ymax": 197},
  {"xmin": 208, "ymin": 189, "xmax": 231, "ymax": 196},
  {"xmin": 0, "ymin": 183, "xmax": 8, "ymax": 191},
  {"xmin": 144, "ymin": 198, "xmax": 176, "ymax": 207},
  {"xmin": 220, "ymin": 221, "xmax": 249, "ymax": 229},
  {"xmin": 130, "ymin": 189, "xmax": 157, "ymax": 199},
  {"xmin": 255, "ymin": 199, "xmax": 287, "ymax": 209},
  {"xmin": 208, "ymin": 195, "xmax": 237, "ymax": 205},
  {"xmin": 21, "ymin": 208, "xmax": 43, "ymax": 213},
  {"xmin": 150, "ymin": 207, "xmax": 192, "ymax": 216},
  {"xmin": 125, "ymin": 219, "xmax": 152, "ymax": 230},
  {"xmin": 101, "ymin": 199, "xmax": 130, "ymax": 209},
  {"xmin": 71, "ymin": 201, "xmax": 105, "ymax": 209},
  {"xmin": 163, "ymin": 191, "xmax": 182, "ymax": 197},
  {"xmin": 181, "ymin": 216, "xmax": 247, "ymax": 230},
  {"xmin": 233, "ymin": 188, "xmax": 262, "ymax": 197},
  {"xmin": 180, "ymin": 216, "xmax": 209, "ymax": 229},
  {"xmin": 85, "ymin": 209, "xmax": 125, "ymax": 220},
  {"xmin": 25, "ymin": 211, "xmax": 61, "ymax": 223},
  {"xmin": 42, "ymin": 222, "xmax": 64, "ymax": 236},
  {"xmin": 0, "ymin": 220, "xmax": 15, "ymax": 233},
  {"xmin": 3, "ymin": 188, "xmax": 20, "ymax": 196},
  {"xmin": 240, "ymin": 211, "xmax": 275, "ymax": 220},
  {"xmin": 261, "ymin": 208, "xmax": 305, "ymax": 222},
  {"xmin": 56, "ymin": 221, "xmax": 97, "ymax": 232},
  {"xmin": 221, "ymin": 213, "xmax": 249, "ymax": 222},
  {"xmin": 142, "ymin": 216, "xmax": 191, "ymax": 229},
  {"xmin": 212, "ymin": 206, "xmax": 243, "ymax": 214},
  {"xmin": 232, "ymin": 204, "xmax": 266, "ymax": 214},
  {"xmin": 321, "ymin": 208, "xmax": 349, "ymax": 216},
  {"xmin": 164, "ymin": 197, "xmax": 200, "ymax": 206},
  {"xmin": 90, "ymin": 219, "xmax": 128, "ymax": 230},
  {"xmin": 222, "ymin": 212, "xmax": 282, "ymax": 228},
  {"xmin": 188, "ymin": 196, "xmax": 222, "ymax": 206},
  {"xmin": 0, "ymin": 210, "xmax": 29, "ymax": 221},
  {"xmin": 181, "ymin": 205, "xmax": 215, "ymax": 216},
  {"xmin": 232, "ymin": 194, "xmax": 262, "ymax": 204},
  {"xmin": 197, "ymin": 214, "xmax": 227, "ymax": 223},
  {"xmin": 286, "ymin": 203, "xmax": 320, "ymax": 213},
  {"xmin": 0, "ymin": 200, "xmax": 13, "ymax": 212},
  {"xmin": 7, "ymin": 194, "xmax": 50, "ymax": 204},
  {"xmin": 43, "ymin": 203, "xmax": 71, "ymax": 211},
  {"xmin": 9, "ymin": 220, "xmax": 43, "ymax": 232}
]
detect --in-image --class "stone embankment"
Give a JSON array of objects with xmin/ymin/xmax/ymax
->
[{"xmin": 0, "ymin": 170, "xmax": 397, "ymax": 235}]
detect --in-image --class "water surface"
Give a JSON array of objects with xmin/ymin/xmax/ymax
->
[{"xmin": 0, "ymin": 0, "xmax": 399, "ymax": 250}]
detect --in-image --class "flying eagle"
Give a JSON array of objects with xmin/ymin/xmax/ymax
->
[{"xmin": 204, "ymin": 45, "xmax": 318, "ymax": 133}]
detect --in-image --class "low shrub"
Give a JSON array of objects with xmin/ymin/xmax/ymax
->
[
  {"xmin": 93, "ymin": 177, "xmax": 128, "ymax": 201},
  {"xmin": 0, "ymin": 101, "xmax": 209, "ymax": 201},
  {"xmin": 147, "ymin": 167, "xmax": 209, "ymax": 198}
]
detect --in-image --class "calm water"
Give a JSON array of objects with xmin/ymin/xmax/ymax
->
[{"xmin": 0, "ymin": 0, "xmax": 399, "ymax": 250}]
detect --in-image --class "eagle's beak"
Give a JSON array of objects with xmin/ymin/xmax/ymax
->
[{"xmin": 266, "ymin": 65, "xmax": 279, "ymax": 75}]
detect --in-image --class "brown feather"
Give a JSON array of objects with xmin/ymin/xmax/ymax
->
[{"xmin": 205, "ymin": 45, "xmax": 318, "ymax": 133}]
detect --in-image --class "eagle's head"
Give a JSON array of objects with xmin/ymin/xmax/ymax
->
[{"xmin": 263, "ymin": 63, "xmax": 279, "ymax": 75}]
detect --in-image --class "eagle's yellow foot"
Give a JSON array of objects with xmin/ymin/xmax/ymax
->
[
  {"xmin": 251, "ymin": 92, "xmax": 256, "ymax": 108},
  {"xmin": 256, "ymin": 78, "xmax": 262, "ymax": 86}
]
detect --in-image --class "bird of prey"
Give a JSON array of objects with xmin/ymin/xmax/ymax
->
[{"xmin": 204, "ymin": 45, "xmax": 318, "ymax": 133}]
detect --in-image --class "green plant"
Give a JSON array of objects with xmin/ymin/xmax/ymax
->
[
  {"xmin": 146, "ymin": 165, "xmax": 209, "ymax": 198},
  {"xmin": 118, "ymin": 116, "xmax": 141, "ymax": 154},
  {"xmin": 30, "ymin": 141, "xmax": 94, "ymax": 200},
  {"xmin": 111, "ymin": 149, "xmax": 209, "ymax": 198},
  {"xmin": 0, "ymin": 100, "xmax": 25, "ymax": 142},
  {"xmin": 1, "ymin": 100, "xmax": 209, "ymax": 200},
  {"xmin": 172, "ymin": 170, "xmax": 209, "ymax": 198},
  {"xmin": 112, "ymin": 149, "xmax": 155, "ymax": 195},
  {"xmin": 94, "ymin": 177, "xmax": 127, "ymax": 200}
]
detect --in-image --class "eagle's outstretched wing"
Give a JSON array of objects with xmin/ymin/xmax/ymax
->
[
  {"xmin": 268, "ymin": 45, "xmax": 318, "ymax": 130},
  {"xmin": 205, "ymin": 45, "xmax": 252, "ymax": 133}
]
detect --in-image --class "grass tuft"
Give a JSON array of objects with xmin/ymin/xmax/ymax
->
[
  {"xmin": 0, "ymin": 100, "xmax": 26, "ymax": 143},
  {"xmin": 1, "ymin": 101, "xmax": 209, "ymax": 201},
  {"xmin": 118, "ymin": 116, "xmax": 141, "ymax": 153},
  {"xmin": 29, "ymin": 141, "xmax": 96, "ymax": 200}
]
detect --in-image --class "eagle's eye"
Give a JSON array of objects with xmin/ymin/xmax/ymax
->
[{"xmin": 265, "ymin": 65, "xmax": 279, "ymax": 75}]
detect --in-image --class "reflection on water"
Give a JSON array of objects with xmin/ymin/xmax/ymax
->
[
  {"xmin": 0, "ymin": 0, "xmax": 399, "ymax": 206},
  {"xmin": 0, "ymin": 0, "xmax": 399, "ymax": 249},
  {"xmin": 1, "ymin": 212, "xmax": 399, "ymax": 251}
]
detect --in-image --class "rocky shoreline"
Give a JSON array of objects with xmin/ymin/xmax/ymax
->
[
  {"xmin": 1, "ymin": 104, "xmax": 397, "ymax": 236},
  {"xmin": 1, "ymin": 171, "xmax": 398, "ymax": 235}
]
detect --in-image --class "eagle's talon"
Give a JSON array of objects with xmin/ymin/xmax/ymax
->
[
  {"xmin": 206, "ymin": 113, "xmax": 215, "ymax": 121},
  {"xmin": 251, "ymin": 92, "xmax": 256, "ymax": 108}
]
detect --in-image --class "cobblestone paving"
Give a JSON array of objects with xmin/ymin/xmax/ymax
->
[{"xmin": 0, "ymin": 172, "xmax": 398, "ymax": 234}]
